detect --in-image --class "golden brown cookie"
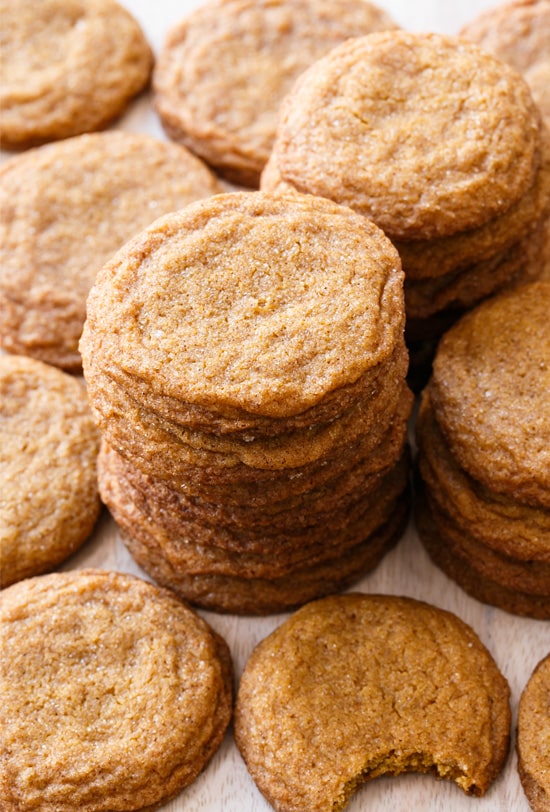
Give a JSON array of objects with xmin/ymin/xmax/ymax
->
[
  {"xmin": 428, "ymin": 282, "xmax": 550, "ymax": 509},
  {"xmin": 0, "ymin": 132, "xmax": 222, "ymax": 371},
  {"xmin": 81, "ymin": 191, "xmax": 405, "ymax": 423},
  {"xmin": 517, "ymin": 652, "xmax": 550, "ymax": 811},
  {"xmin": 153, "ymin": 0, "xmax": 397, "ymax": 186},
  {"xmin": 0, "ymin": 355, "xmax": 100, "ymax": 588},
  {"xmin": 0, "ymin": 0, "xmax": 153, "ymax": 149},
  {"xmin": 265, "ymin": 31, "xmax": 541, "ymax": 240},
  {"xmin": 235, "ymin": 593, "xmax": 511, "ymax": 809},
  {"xmin": 414, "ymin": 483, "xmax": 550, "ymax": 619},
  {"xmin": 460, "ymin": 0, "xmax": 550, "ymax": 123},
  {"xmin": 0, "ymin": 569, "xmax": 233, "ymax": 811},
  {"xmin": 416, "ymin": 396, "xmax": 550, "ymax": 564}
]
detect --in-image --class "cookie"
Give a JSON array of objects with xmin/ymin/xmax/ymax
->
[
  {"xmin": 415, "ymin": 484, "xmax": 550, "ymax": 619},
  {"xmin": 428, "ymin": 281, "xmax": 550, "ymax": 509},
  {"xmin": 261, "ymin": 30, "xmax": 549, "ymax": 363},
  {"xmin": 265, "ymin": 31, "xmax": 540, "ymax": 240},
  {"xmin": 517, "ymin": 652, "xmax": 550, "ymax": 811},
  {"xmin": 235, "ymin": 593, "xmax": 511, "ymax": 810},
  {"xmin": 460, "ymin": 0, "xmax": 550, "ymax": 123},
  {"xmin": 0, "ymin": 132, "xmax": 222, "ymax": 371},
  {"xmin": 0, "ymin": 355, "xmax": 100, "ymax": 588},
  {"xmin": 415, "ymin": 282, "xmax": 550, "ymax": 617},
  {"xmin": 153, "ymin": 0, "xmax": 397, "ymax": 186},
  {"xmin": 0, "ymin": 0, "xmax": 153, "ymax": 149},
  {"xmin": 0, "ymin": 569, "xmax": 233, "ymax": 811},
  {"xmin": 81, "ymin": 191, "xmax": 405, "ymax": 423},
  {"xmin": 81, "ymin": 190, "xmax": 411, "ymax": 613}
]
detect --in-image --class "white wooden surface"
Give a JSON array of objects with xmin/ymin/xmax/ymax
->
[{"xmin": 3, "ymin": 0, "xmax": 549, "ymax": 809}]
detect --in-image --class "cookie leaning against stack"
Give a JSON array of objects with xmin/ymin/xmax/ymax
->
[
  {"xmin": 0, "ymin": 0, "xmax": 153, "ymax": 149},
  {"xmin": 0, "ymin": 569, "xmax": 233, "ymax": 811},
  {"xmin": 261, "ymin": 30, "xmax": 550, "ymax": 380},
  {"xmin": 81, "ymin": 191, "xmax": 412, "ymax": 614},
  {"xmin": 460, "ymin": 0, "xmax": 550, "ymax": 281},
  {"xmin": 0, "ymin": 355, "xmax": 100, "ymax": 588},
  {"xmin": 0, "ymin": 131, "xmax": 222, "ymax": 372},
  {"xmin": 235, "ymin": 593, "xmax": 511, "ymax": 812},
  {"xmin": 415, "ymin": 281, "xmax": 550, "ymax": 618},
  {"xmin": 153, "ymin": 0, "xmax": 398, "ymax": 187}
]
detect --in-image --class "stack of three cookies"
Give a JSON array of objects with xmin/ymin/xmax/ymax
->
[
  {"xmin": 81, "ymin": 191, "xmax": 413, "ymax": 615},
  {"xmin": 415, "ymin": 281, "xmax": 550, "ymax": 619}
]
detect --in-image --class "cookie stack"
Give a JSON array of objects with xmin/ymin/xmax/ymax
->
[
  {"xmin": 415, "ymin": 281, "xmax": 550, "ymax": 619},
  {"xmin": 81, "ymin": 191, "xmax": 413, "ymax": 614},
  {"xmin": 261, "ymin": 31, "xmax": 550, "ymax": 378}
]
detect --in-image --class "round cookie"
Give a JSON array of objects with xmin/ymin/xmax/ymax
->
[
  {"xmin": 0, "ymin": 355, "xmax": 100, "ymax": 588},
  {"xmin": 428, "ymin": 281, "xmax": 550, "ymax": 509},
  {"xmin": 80, "ymin": 191, "xmax": 405, "ymax": 420},
  {"xmin": 266, "ymin": 31, "xmax": 541, "ymax": 240},
  {"xmin": 235, "ymin": 593, "xmax": 511, "ymax": 810},
  {"xmin": 0, "ymin": 0, "xmax": 153, "ymax": 149},
  {"xmin": 0, "ymin": 569, "xmax": 233, "ymax": 812},
  {"xmin": 460, "ymin": 0, "xmax": 550, "ymax": 123},
  {"xmin": 153, "ymin": 0, "xmax": 397, "ymax": 186},
  {"xmin": 517, "ymin": 652, "xmax": 550, "ymax": 811},
  {"xmin": 0, "ymin": 132, "xmax": 222, "ymax": 371}
]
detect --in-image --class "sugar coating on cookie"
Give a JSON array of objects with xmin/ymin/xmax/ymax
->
[
  {"xmin": 0, "ymin": 569, "xmax": 233, "ymax": 811},
  {"xmin": 153, "ymin": 0, "xmax": 397, "ymax": 186},
  {"xmin": 517, "ymin": 652, "xmax": 550, "ymax": 811},
  {"xmin": 235, "ymin": 593, "xmax": 511, "ymax": 811},
  {"xmin": 81, "ymin": 191, "xmax": 404, "ymax": 418},
  {"xmin": 0, "ymin": 0, "xmax": 153, "ymax": 148},
  {"xmin": 0, "ymin": 355, "xmax": 100, "ymax": 588},
  {"xmin": 0, "ymin": 132, "xmax": 222, "ymax": 371},
  {"xmin": 270, "ymin": 31, "xmax": 541, "ymax": 239},
  {"xmin": 429, "ymin": 281, "xmax": 550, "ymax": 509}
]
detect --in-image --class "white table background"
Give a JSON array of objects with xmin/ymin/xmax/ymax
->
[{"xmin": 3, "ymin": 1, "xmax": 549, "ymax": 810}]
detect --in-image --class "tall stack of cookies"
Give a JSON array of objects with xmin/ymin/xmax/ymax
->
[
  {"xmin": 415, "ymin": 281, "xmax": 550, "ymax": 619},
  {"xmin": 260, "ymin": 31, "xmax": 550, "ymax": 382},
  {"xmin": 81, "ymin": 191, "xmax": 413, "ymax": 614}
]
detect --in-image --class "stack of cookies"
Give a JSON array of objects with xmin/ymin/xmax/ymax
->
[
  {"xmin": 261, "ymin": 30, "xmax": 550, "ymax": 379},
  {"xmin": 415, "ymin": 281, "xmax": 550, "ymax": 619},
  {"xmin": 81, "ymin": 191, "xmax": 413, "ymax": 614}
]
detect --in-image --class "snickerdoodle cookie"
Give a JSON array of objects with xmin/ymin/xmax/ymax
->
[
  {"xmin": 235, "ymin": 593, "xmax": 511, "ymax": 810},
  {"xmin": 0, "ymin": 132, "xmax": 222, "ymax": 371},
  {"xmin": 153, "ymin": 0, "xmax": 397, "ymax": 186},
  {"xmin": 0, "ymin": 355, "xmax": 100, "ymax": 588},
  {"xmin": 0, "ymin": 569, "xmax": 233, "ymax": 811},
  {"xmin": 517, "ymin": 652, "xmax": 550, "ymax": 811},
  {"xmin": 81, "ymin": 191, "xmax": 411, "ymax": 613},
  {"xmin": 0, "ymin": 0, "xmax": 153, "ymax": 149}
]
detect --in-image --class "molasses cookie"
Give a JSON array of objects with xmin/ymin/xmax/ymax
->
[
  {"xmin": 428, "ymin": 282, "xmax": 550, "ymax": 509},
  {"xmin": 81, "ymin": 191, "xmax": 411, "ymax": 614},
  {"xmin": 517, "ymin": 652, "xmax": 550, "ymax": 811},
  {"xmin": 153, "ymin": 0, "xmax": 397, "ymax": 186},
  {"xmin": 0, "ymin": 132, "xmax": 222, "ymax": 371},
  {"xmin": 261, "ymin": 31, "xmax": 549, "ymax": 364},
  {"xmin": 0, "ymin": 0, "xmax": 153, "ymax": 149},
  {"xmin": 0, "ymin": 569, "xmax": 233, "ymax": 811},
  {"xmin": 415, "ymin": 282, "xmax": 550, "ymax": 617},
  {"xmin": 235, "ymin": 593, "xmax": 511, "ymax": 810},
  {"xmin": 0, "ymin": 355, "xmax": 100, "ymax": 588}
]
